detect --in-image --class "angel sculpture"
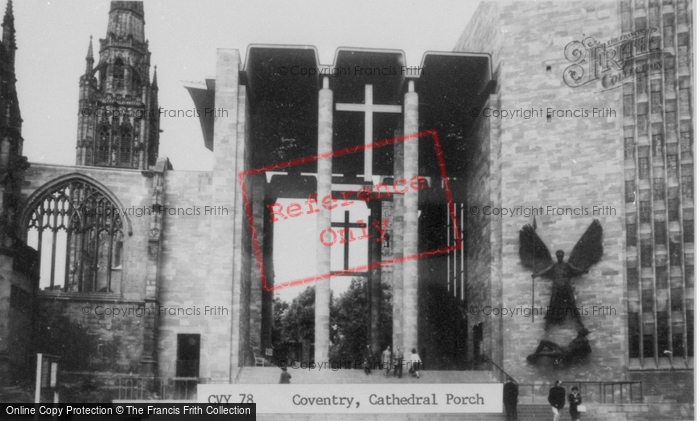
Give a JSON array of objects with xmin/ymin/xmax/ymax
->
[{"xmin": 520, "ymin": 219, "xmax": 603, "ymax": 330}]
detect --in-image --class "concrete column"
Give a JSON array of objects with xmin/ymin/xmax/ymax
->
[
  {"xmin": 403, "ymin": 81, "xmax": 419, "ymax": 353},
  {"xmin": 392, "ymin": 127, "xmax": 404, "ymax": 351},
  {"xmin": 369, "ymin": 201, "xmax": 382, "ymax": 354},
  {"xmin": 249, "ymin": 174, "xmax": 264, "ymax": 351},
  {"xmin": 207, "ymin": 49, "xmax": 240, "ymax": 382},
  {"xmin": 261, "ymin": 199, "xmax": 276, "ymax": 351},
  {"xmin": 236, "ymin": 85, "xmax": 253, "ymax": 367},
  {"xmin": 315, "ymin": 77, "xmax": 333, "ymax": 363}
]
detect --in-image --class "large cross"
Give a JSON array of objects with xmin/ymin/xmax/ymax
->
[
  {"xmin": 330, "ymin": 210, "xmax": 366, "ymax": 271},
  {"xmin": 336, "ymin": 84, "xmax": 402, "ymax": 182}
]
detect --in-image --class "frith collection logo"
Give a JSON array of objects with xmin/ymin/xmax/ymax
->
[{"xmin": 563, "ymin": 28, "xmax": 668, "ymax": 90}]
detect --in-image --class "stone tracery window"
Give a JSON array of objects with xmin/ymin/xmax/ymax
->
[
  {"xmin": 132, "ymin": 70, "xmax": 142, "ymax": 91},
  {"xmin": 26, "ymin": 179, "xmax": 124, "ymax": 293},
  {"xmin": 113, "ymin": 58, "xmax": 125, "ymax": 89},
  {"xmin": 118, "ymin": 124, "xmax": 133, "ymax": 168},
  {"xmin": 96, "ymin": 124, "xmax": 111, "ymax": 165}
]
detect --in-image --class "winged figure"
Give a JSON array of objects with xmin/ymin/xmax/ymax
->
[{"xmin": 520, "ymin": 220, "xmax": 603, "ymax": 330}]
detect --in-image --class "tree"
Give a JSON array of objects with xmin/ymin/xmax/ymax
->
[
  {"xmin": 271, "ymin": 297, "xmax": 289, "ymax": 348},
  {"xmin": 330, "ymin": 278, "xmax": 368, "ymax": 364},
  {"xmin": 280, "ymin": 286, "xmax": 315, "ymax": 345},
  {"xmin": 330, "ymin": 278, "xmax": 392, "ymax": 365},
  {"xmin": 272, "ymin": 280, "xmax": 392, "ymax": 366}
]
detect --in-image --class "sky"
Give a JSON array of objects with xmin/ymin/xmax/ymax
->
[{"xmin": 11, "ymin": 0, "xmax": 479, "ymax": 301}]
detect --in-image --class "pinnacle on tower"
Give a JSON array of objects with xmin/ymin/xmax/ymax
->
[
  {"xmin": 86, "ymin": 35, "xmax": 93, "ymax": 60},
  {"xmin": 85, "ymin": 35, "xmax": 94, "ymax": 75},
  {"xmin": 2, "ymin": 0, "xmax": 16, "ymax": 51},
  {"xmin": 152, "ymin": 65, "xmax": 158, "ymax": 89}
]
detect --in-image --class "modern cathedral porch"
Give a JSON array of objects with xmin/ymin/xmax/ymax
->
[{"xmin": 184, "ymin": 45, "xmax": 493, "ymax": 380}]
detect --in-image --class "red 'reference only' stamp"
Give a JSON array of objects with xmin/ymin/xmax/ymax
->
[{"xmin": 238, "ymin": 130, "xmax": 462, "ymax": 292}]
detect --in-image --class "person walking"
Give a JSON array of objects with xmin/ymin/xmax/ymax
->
[
  {"xmin": 409, "ymin": 348, "xmax": 422, "ymax": 379},
  {"xmin": 382, "ymin": 346, "xmax": 392, "ymax": 377},
  {"xmin": 548, "ymin": 380, "xmax": 566, "ymax": 421},
  {"xmin": 503, "ymin": 378, "xmax": 519, "ymax": 420},
  {"xmin": 568, "ymin": 386, "xmax": 583, "ymax": 421},
  {"xmin": 393, "ymin": 346, "xmax": 404, "ymax": 378}
]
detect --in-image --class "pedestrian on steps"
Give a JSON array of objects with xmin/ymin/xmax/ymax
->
[
  {"xmin": 393, "ymin": 346, "xmax": 404, "ymax": 378},
  {"xmin": 382, "ymin": 346, "xmax": 392, "ymax": 377},
  {"xmin": 409, "ymin": 348, "xmax": 422, "ymax": 379},
  {"xmin": 568, "ymin": 386, "xmax": 583, "ymax": 421},
  {"xmin": 548, "ymin": 380, "xmax": 566, "ymax": 421}
]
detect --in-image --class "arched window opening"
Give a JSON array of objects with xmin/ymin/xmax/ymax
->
[
  {"xmin": 119, "ymin": 125, "xmax": 133, "ymax": 167},
  {"xmin": 113, "ymin": 58, "xmax": 125, "ymax": 89},
  {"xmin": 99, "ymin": 68, "xmax": 107, "ymax": 90},
  {"xmin": 26, "ymin": 180, "xmax": 125, "ymax": 293},
  {"xmin": 96, "ymin": 125, "xmax": 111, "ymax": 165},
  {"xmin": 132, "ymin": 70, "xmax": 142, "ymax": 92}
]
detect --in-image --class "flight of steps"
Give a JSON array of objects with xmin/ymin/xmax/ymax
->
[
  {"xmin": 517, "ymin": 404, "xmax": 559, "ymax": 420},
  {"xmin": 235, "ymin": 367, "xmax": 497, "ymax": 384},
  {"xmin": 255, "ymin": 404, "xmax": 690, "ymax": 421},
  {"xmin": 257, "ymin": 414, "xmax": 506, "ymax": 421},
  {"xmin": 254, "ymin": 405, "xmax": 554, "ymax": 421}
]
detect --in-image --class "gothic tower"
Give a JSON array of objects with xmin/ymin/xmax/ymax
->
[
  {"xmin": 76, "ymin": 1, "xmax": 160, "ymax": 169},
  {"xmin": 0, "ymin": 0, "xmax": 37, "ymax": 386},
  {"xmin": 0, "ymin": 0, "xmax": 27, "ymax": 249}
]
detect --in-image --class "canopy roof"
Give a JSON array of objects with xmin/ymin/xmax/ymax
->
[{"xmin": 187, "ymin": 46, "xmax": 493, "ymax": 178}]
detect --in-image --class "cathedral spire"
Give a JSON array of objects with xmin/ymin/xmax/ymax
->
[
  {"xmin": 85, "ymin": 35, "xmax": 94, "ymax": 75},
  {"xmin": 2, "ymin": 0, "xmax": 16, "ymax": 56},
  {"xmin": 151, "ymin": 65, "xmax": 158, "ymax": 89},
  {"xmin": 0, "ymin": 0, "xmax": 27, "ymax": 249}
]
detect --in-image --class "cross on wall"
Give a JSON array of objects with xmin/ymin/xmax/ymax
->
[
  {"xmin": 330, "ymin": 210, "xmax": 366, "ymax": 271},
  {"xmin": 335, "ymin": 84, "xmax": 402, "ymax": 182}
]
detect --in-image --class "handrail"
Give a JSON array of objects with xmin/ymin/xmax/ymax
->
[
  {"xmin": 482, "ymin": 355, "xmax": 519, "ymax": 384},
  {"xmin": 504, "ymin": 381, "xmax": 644, "ymax": 404},
  {"xmin": 478, "ymin": 357, "xmax": 643, "ymax": 404}
]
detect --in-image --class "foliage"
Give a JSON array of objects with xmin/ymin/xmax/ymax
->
[
  {"xmin": 278, "ymin": 287, "xmax": 316, "ymax": 344},
  {"xmin": 329, "ymin": 278, "xmax": 368, "ymax": 364},
  {"xmin": 271, "ymin": 297, "xmax": 289, "ymax": 346},
  {"xmin": 272, "ymin": 279, "xmax": 393, "ymax": 365},
  {"xmin": 37, "ymin": 315, "xmax": 101, "ymax": 372}
]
